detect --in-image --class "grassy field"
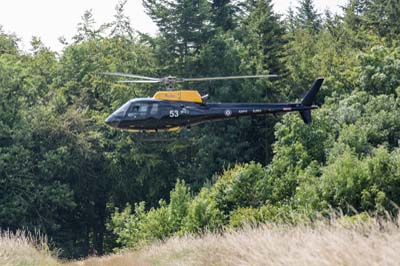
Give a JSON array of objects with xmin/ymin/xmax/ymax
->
[{"xmin": 3, "ymin": 217, "xmax": 400, "ymax": 266}]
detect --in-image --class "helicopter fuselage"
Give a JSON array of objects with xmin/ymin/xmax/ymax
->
[
  {"xmin": 104, "ymin": 78, "xmax": 323, "ymax": 132},
  {"xmin": 105, "ymin": 98, "xmax": 317, "ymax": 132}
]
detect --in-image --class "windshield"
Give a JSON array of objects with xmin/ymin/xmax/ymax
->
[{"xmin": 113, "ymin": 101, "xmax": 131, "ymax": 117}]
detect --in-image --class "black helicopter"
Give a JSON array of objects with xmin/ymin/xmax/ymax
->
[{"xmin": 104, "ymin": 73, "xmax": 323, "ymax": 133}]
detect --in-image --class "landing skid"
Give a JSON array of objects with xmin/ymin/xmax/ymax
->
[
  {"xmin": 127, "ymin": 126, "xmax": 182, "ymax": 134},
  {"xmin": 130, "ymin": 129, "xmax": 192, "ymax": 142}
]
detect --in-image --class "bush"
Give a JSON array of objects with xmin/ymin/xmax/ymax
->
[
  {"xmin": 213, "ymin": 162, "xmax": 266, "ymax": 217},
  {"xmin": 229, "ymin": 204, "xmax": 316, "ymax": 228},
  {"xmin": 168, "ymin": 179, "xmax": 191, "ymax": 231},
  {"xmin": 320, "ymin": 146, "xmax": 400, "ymax": 214},
  {"xmin": 109, "ymin": 180, "xmax": 192, "ymax": 248},
  {"xmin": 140, "ymin": 201, "xmax": 173, "ymax": 241},
  {"xmin": 109, "ymin": 202, "xmax": 147, "ymax": 249},
  {"xmin": 228, "ymin": 207, "xmax": 260, "ymax": 228},
  {"xmin": 109, "ymin": 145, "xmax": 400, "ymax": 250},
  {"xmin": 183, "ymin": 187, "xmax": 223, "ymax": 234}
]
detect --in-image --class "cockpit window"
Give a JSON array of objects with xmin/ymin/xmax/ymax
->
[
  {"xmin": 130, "ymin": 106, "xmax": 139, "ymax": 113},
  {"xmin": 127, "ymin": 103, "xmax": 149, "ymax": 117}
]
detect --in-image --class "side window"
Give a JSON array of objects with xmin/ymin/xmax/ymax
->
[
  {"xmin": 150, "ymin": 104, "xmax": 159, "ymax": 115},
  {"xmin": 138, "ymin": 104, "xmax": 148, "ymax": 113}
]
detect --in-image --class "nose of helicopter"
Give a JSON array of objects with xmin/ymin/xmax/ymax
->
[{"xmin": 105, "ymin": 115, "xmax": 120, "ymax": 128}]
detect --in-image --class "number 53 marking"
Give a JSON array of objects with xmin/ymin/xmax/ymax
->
[{"xmin": 169, "ymin": 110, "xmax": 180, "ymax": 118}]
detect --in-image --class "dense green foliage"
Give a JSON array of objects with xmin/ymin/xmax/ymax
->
[{"xmin": 1, "ymin": 0, "xmax": 399, "ymax": 258}]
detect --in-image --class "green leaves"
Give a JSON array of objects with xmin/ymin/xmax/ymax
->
[
  {"xmin": 0, "ymin": 27, "xmax": 19, "ymax": 55},
  {"xmin": 320, "ymin": 146, "xmax": 400, "ymax": 213},
  {"xmin": 109, "ymin": 180, "xmax": 193, "ymax": 247},
  {"xmin": 363, "ymin": 0, "xmax": 400, "ymax": 40},
  {"xmin": 183, "ymin": 187, "xmax": 223, "ymax": 233},
  {"xmin": 109, "ymin": 202, "xmax": 147, "ymax": 248},
  {"xmin": 358, "ymin": 46, "xmax": 400, "ymax": 95}
]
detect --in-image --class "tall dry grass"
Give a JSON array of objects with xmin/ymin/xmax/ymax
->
[
  {"xmin": 66, "ymin": 216, "xmax": 400, "ymax": 266},
  {"xmin": 0, "ymin": 230, "xmax": 59, "ymax": 266}
]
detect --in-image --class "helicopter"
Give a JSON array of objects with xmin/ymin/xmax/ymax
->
[{"xmin": 103, "ymin": 73, "xmax": 324, "ymax": 133}]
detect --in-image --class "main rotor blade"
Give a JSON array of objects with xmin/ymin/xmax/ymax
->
[
  {"xmin": 102, "ymin": 72, "xmax": 161, "ymax": 81},
  {"xmin": 117, "ymin": 80, "xmax": 161, "ymax": 83},
  {"xmin": 182, "ymin": 74, "xmax": 278, "ymax": 82}
]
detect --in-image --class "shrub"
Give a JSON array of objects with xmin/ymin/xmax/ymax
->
[
  {"xmin": 229, "ymin": 204, "xmax": 316, "ymax": 228},
  {"xmin": 109, "ymin": 180, "xmax": 192, "ymax": 248},
  {"xmin": 320, "ymin": 146, "xmax": 400, "ymax": 214},
  {"xmin": 140, "ymin": 201, "xmax": 173, "ymax": 241},
  {"xmin": 213, "ymin": 162, "xmax": 266, "ymax": 217},
  {"xmin": 183, "ymin": 187, "xmax": 224, "ymax": 234},
  {"xmin": 168, "ymin": 179, "xmax": 191, "ymax": 231},
  {"xmin": 229, "ymin": 207, "xmax": 260, "ymax": 228},
  {"xmin": 108, "ymin": 202, "xmax": 147, "ymax": 249}
]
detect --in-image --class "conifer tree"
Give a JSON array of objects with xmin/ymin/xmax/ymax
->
[
  {"xmin": 240, "ymin": 0, "xmax": 286, "ymax": 75},
  {"xmin": 143, "ymin": 0, "xmax": 212, "ymax": 59},
  {"xmin": 286, "ymin": 5, "xmax": 297, "ymax": 34},
  {"xmin": 110, "ymin": 0, "xmax": 134, "ymax": 38},
  {"xmin": 343, "ymin": 0, "xmax": 366, "ymax": 31},
  {"xmin": 211, "ymin": 0, "xmax": 238, "ymax": 31},
  {"xmin": 295, "ymin": 0, "xmax": 322, "ymax": 33},
  {"xmin": 364, "ymin": 0, "xmax": 400, "ymax": 40},
  {"xmin": 73, "ymin": 10, "xmax": 105, "ymax": 43}
]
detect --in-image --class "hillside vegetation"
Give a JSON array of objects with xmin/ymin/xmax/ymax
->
[
  {"xmin": 68, "ymin": 216, "xmax": 400, "ymax": 266},
  {"xmin": 1, "ymin": 0, "xmax": 400, "ymax": 261},
  {"xmin": 4, "ymin": 217, "xmax": 400, "ymax": 266},
  {"xmin": 3, "ymin": 217, "xmax": 400, "ymax": 266}
]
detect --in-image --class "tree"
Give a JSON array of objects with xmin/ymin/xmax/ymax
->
[
  {"xmin": 286, "ymin": 5, "xmax": 297, "ymax": 34},
  {"xmin": 343, "ymin": 0, "xmax": 366, "ymax": 32},
  {"xmin": 363, "ymin": 0, "xmax": 400, "ymax": 41},
  {"xmin": 358, "ymin": 46, "xmax": 400, "ymax": 95},
  {"xmin": 239, "ymin": 0, "xmax": 287, "ymax": 75},
  {"xmin": 110, "ymin": 0, "xmax": 134, "ymax": 38},
  {"xmin": 143, "ymin": 0, "xmax": 212, "ymax": 73},
  {"xmin": 295, "ymin": 0, "xmax": 322, "ymax": 33},
  {"xmin": 340, "ymin": 0, "xmax": 372, "ymax": 50},
  {"xmin": 0, "ymin": 26, "xmax": 19, "ymax": 55},
  {"xmin": 211, "ymin": 0, "xmax": 239, "ymax": 31},
  {"xmin": 73, "ymin": 10, "xmax": 106, "ymax": 43}
]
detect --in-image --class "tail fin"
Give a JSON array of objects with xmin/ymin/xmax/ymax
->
[
  {"xmin": 299, "ymin": 78, "xmax": 324, "ymax": 124},
  {"xmin": 301, "ymin": 78, "xmax": 324, "ymax": 106}
]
